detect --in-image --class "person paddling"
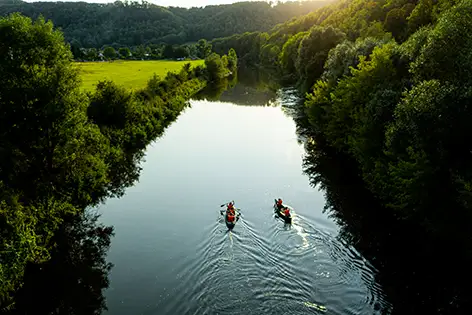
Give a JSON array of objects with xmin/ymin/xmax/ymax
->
[
  {"xmin": 276, "ymin": 198, "xmax": 284, "ymax": 210},
  {"xmin": 283, "ymin": 207, "xmax": 291, "ymax": 218},
  {"xmin": 227, "ymin": 201, "xmax": 235, "ymax": 215}
]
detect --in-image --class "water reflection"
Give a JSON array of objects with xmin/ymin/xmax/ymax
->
[
  {"xmin": 10, "ymin": 212, "xmax": 114, "ymax": 315},
  {"xmin": 5, "ymin": 69, "xmax": 419, "ymax": 315},
  {"xmin": 194, "ymin": 68, "xmax": 280, "ymax": 107},
  {"xmin": 296, "ymin": 107, "xmax": 472, "ymax": 314}
]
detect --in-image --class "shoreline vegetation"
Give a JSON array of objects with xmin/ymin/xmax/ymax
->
[
  {"xmin": 2, "ymin": 0, "xmax": 472, "ymax": 313},
  {"xmin": 0, "ymin": 13, "xmax": 237, "ymax": 310},
  {"xmin": 210, "ymin": 0, "xmax": 472, "ymax": 312}
]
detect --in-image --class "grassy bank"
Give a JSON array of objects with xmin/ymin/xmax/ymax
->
[{"xmin": 76, "ymin": 60, "xmax": 205, "ymax": 92}]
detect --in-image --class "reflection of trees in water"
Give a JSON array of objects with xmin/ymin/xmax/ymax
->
[
  {"xmin": 10, "ymin": 212, "xmax": 113, "ymax": 315},
  {"xmin": 193, "ymin": 76, "xmax": 236, "ymax": 101},
  {"xmin": 218, "ymin": 83, "xmax": 277, "ymax": 106},
  {"xmin": 2, "ymin": 134, "xmax": 148, "ymax": 313},
  {"xmin": 194, "ymin": 68, "xmax": 283, "ymax": 106},
  {"xmin": 290, "ymin": 105, "xmax": 472, "ymax": 314},
  {"xmin": 8, "ymin": 213, "xmax": 113, "ymax": 315}
]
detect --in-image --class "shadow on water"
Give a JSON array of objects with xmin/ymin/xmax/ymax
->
[
  {"xmin": 4, "ymin": 81, "xmax": 191, "ymax": 313},
  {"xmin": 288, "ymin": 102, "xmax": 472, "ymax": 314},
  {"xmin": 8, "ymin": 212, "xmax": 114, "ymax": 315}
]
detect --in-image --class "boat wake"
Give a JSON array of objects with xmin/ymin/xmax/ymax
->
[{"xmin": 152, "ymin": 207, "xmax": 392, "ymax": 315}]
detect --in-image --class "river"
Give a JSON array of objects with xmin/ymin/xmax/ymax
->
[{"xmin": 96, "ymin": 79, "xmax": 391, "ymax": 315}]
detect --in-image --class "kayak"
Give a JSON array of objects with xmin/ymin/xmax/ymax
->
[
  {"xmin": 223, "ymin": 209, "xmax": 240, "ymax": 229},
  {"xmin": 273, "ymin": 199, "xmax": 292, "ymax": 224}
]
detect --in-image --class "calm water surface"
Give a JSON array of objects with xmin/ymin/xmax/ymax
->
[{"xmin": 98, "ymin": 85, "xmax": 390, "ymax": 314}]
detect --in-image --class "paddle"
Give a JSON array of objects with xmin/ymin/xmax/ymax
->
[{"xmin": 220, "ymin": 200, "xmax": 235, "ymax": 207}]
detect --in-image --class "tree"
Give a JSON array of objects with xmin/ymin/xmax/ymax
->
[
  {"xmin": 296, "ymin": 25, "xmax": 346, "ymax": 91},
  {"xmin": 132, "ymin": 45, "xmax": 147, "ymax": 59},
  {"xmin": 70, "ymin": 39, "xmax": 83, "ymax": 59},
  {"xmin": 103, "ymin": 46, "xmax": 116, "ymax": 59},
  {"xmin": 383, "ymin": 7, "xmax": 408, "ymax": 41},
  {"xmin": 174, "ymin": 45, "xmax": 189, "ymax": 59},
  {"xmin": 118, "ymin": 47, "xmax": 131, "ymax": 59},
  {"xmin": 0, "ymin": 0, "xmax": 332, "ymax": 47},
  {"xmin": 0, "ymin": 13, "xmax": 110, "ymax": 302},
  {"xmin": 279, "ymin": 31, "xmax": 307, "ymax": 76},
  {"xmin": 205, "ymin": 52, "xmax": 226, "ymax": 82},
  {"xmin": 162, "ymin": 44, "xmax": 175, "ymax": 59},
  {"xmin": 86, "ymin": 48, "xmax": 99, "ymax": 61},
  {"xmin": 196, "ymin": 39, "xmax": 212, "ymax": 59},
  {"xmin": 227, "ymin": 48, "xmax": 238, "ymax": 72}
]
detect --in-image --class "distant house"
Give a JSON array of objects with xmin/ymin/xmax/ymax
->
[{"xmin": 176, "ymin": 57, "xmax": 185, "ymax": 61}]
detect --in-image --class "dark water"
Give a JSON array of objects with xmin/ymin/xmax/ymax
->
[
  {"xmin": 10, "ymin": 75, "xmax": 472, "ymax": 315},
  {"xmin": 96, "ymin": 82, "xmax": 391, "ymax": 314}
]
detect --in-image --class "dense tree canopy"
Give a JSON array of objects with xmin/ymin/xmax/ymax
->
[
  {"xmin": 0, "ymin": 12, "xmax": 236, "ymax": 309},
  {"xmin": 2, "ymin": 0, "xmax": 472, "ymax": 311},
  {"xmin": 0, "ymin": 0, "xmax": 333, "ymax": 47},
  {"xmin": 210, "ymin": 0, "xmax": 472, "ymax": 312}
]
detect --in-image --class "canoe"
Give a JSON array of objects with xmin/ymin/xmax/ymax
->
[
  {"xmin": 224, "ymin": 209, "xmax": 240, "ymax": 229},
  {"xmin": 273, "ymin": 199, "xmax": 292, "ymax": 224}
]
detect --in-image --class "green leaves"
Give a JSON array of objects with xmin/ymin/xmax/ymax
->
[
  {"xmin": 296, "ymin": 26, "xmax": 346, "ymax": 91},
  {"xmin": 411, "ymin": 0, "xmax": 472, "ymax": 84},
  {"xmin": 204, "ymin": 50, "xmax": 237, "ymax": 82},
  {"xmin": 0, "ymin": 13, "xmax": 213, "ymax": 305}
]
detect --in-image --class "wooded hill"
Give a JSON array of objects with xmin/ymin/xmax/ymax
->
[{"xmin": 0, "ymin": 0, "xmax": 333, "ymax": 47}]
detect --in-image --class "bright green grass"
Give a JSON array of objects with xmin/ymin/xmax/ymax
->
[{"xmin": 76, "ymin": 60, "xmax": 205, "ymax": 92}]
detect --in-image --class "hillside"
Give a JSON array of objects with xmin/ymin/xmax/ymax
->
[{"xmin": 0, "ymin": 0, "xmax": 333, "ymax": 47}]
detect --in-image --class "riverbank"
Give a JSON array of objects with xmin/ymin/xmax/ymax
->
[{"xmin": 0, "ymin": 13, "xmax": 237, "ymax": 310}]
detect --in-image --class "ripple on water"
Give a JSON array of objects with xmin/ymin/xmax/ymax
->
[{"xmin": 154, "ymin": 208, "xmax": 391, "ymax": 315}]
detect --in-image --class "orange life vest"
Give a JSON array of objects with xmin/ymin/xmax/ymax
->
[
  {"xmin": 227, "ymin": 214, "xmax": 235, "ymax": 222},
  {"xmin": 284, "ymin": 209, "xmax": 290, "ymax": 216}
]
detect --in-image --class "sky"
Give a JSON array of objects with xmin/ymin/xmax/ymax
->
[{"xmin": 24, "ymin": 0, "xmax": 305, "ymax": 9}]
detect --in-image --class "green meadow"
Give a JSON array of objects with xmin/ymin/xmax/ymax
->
[{"xmin": 76, "ymin": 60, "xmax": 205, "ymax": 92}]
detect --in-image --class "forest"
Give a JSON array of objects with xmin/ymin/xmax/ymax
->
[
  {"xmin": 2, "ymin": 0, "xmax": 472, "ymax": 312},
  {"xmin": 211, "ymin": 0, "xmax": 472, "ymax": 312},
  {"xmin": 0, "ymin": 0, "xmax": 332, "ymax": 48},
  {"xmin": 0, "ymin": 12, "xmax": 236, "ymax": 310}
]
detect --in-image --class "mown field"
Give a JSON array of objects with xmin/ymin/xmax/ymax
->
[{"xmin": 76, "ymin": 60, "xmax": 205, "ymax": 91}]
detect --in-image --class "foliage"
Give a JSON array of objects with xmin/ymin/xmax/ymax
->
[
  {"xmin": 212, "ymin": 0, "xmax": 472, "ymax": 311},
  {"xmin": 10, "ymin": 212, "xmax": 114, "ymax": 314},
  {"xmin": 296, "ymin": 25, "xmax": 346, "ymax": 90},
  {"xmin": 205, "ymin": 52, "xmax": 230, "ymax": 82},
  {"xmin": 0, "ymin": 12, "xmax": 235, "ymax": 308},
  {"xmin": 103, "ymin": 46, "xmax": 116, "ymax": 59},
  {"xmin": 0, "ymin": 0, "xmax": 333, "ymax": 47},
  {"xmin": 227, "ymin": 48, "xmax": 238, "ymax": 73},
  {"xmin": 118, "ymin": 47, "xmax": 131, "ymax": 59},
  {"xmin": 196, "ymin": 39, "xmax": 212, "ymax": 59},
  {"xmin": 279, "ymin": 31, "xmax": 308, "ymax": 78}
]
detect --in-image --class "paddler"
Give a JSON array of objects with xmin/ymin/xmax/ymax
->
[
  {"xmin": 283, "ymin": 207, "xmax": 291, "ymax": 217},
  {"xmin": 227, "ymin": 212, "xmax": 235, "ymax": 223},
  {"xmin": 227, "ymin": 201, "xmax": 235, "ymax": 215},
  {"xmin": 276, "ymin": 198, "xmax": 284, "ymax": 210}
]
